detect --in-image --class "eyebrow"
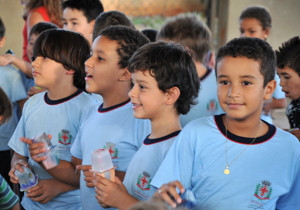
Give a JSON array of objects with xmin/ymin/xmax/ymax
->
[
  {"xmin": 62, "ymin": 18, "xmax": 78, "ymax": 21},
  {"xmin": 135, "ymin": 79, "xmax": 149, "ymax": 84},
  {"xmin": 278, "ymin": 72, "xmax": 289, "ymax": 76},
  {"xmin": 93, "ymin": 49, "xmax": 106, "ymax": 56},
  {"xmin": 217, "ymin": 75, "xmax": 256, "ymax": 79}
]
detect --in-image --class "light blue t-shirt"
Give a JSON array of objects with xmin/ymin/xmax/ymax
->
[
  {"xmin": 0, "ymin": 65, "xmax": 27, "ymax": 151},
  {"xmin": 180, "ymin": 69, "xmax": 223, "ymax": 127},
  {"xmin": 151, "ymin": 115, "xmax": 300, "ymax": 210},
  {"xmin": 71, "ymin": 100, "xmax": 151, "ymax": 210},
  {"xmin": 123, "ymin": 131, "xmax": 180, "ymax": 201},
  {"xmin": 8, "ymin": 89, "xmax": 98, "ymax": 210}
]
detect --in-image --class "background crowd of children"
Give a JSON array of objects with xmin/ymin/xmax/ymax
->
[{"xmin": 0, "ymin": 1, "xmax": 299, "ymax": 210}]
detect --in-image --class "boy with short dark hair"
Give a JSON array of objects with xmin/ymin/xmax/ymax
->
[
  {"xmin": 157, "ymin": 14, "xmax": 223, "ymax": 127},
  {"xmin": 62, "ymin": 0, "xmax": 104, "ymax": 46},
  {"xmin": 276, "ymin": 36, "xmax": 300, "ymax": 141},
  {"xmin": 92, "ymin": 41, "xmax": 200, "ymax": 210},
  {"xmin": 93, "ymin": 10, "xmax": 135, "ymax": 41},
  {"xmin": 151, "ymin": 37, "xmax": 300, "ymax": 209}
]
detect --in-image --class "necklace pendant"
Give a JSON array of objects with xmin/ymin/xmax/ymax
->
[{"xmin": 224, "ymin": 168, "xmax": 230, "ymax": 175}]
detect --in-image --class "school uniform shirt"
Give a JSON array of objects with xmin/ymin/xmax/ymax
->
[
  {"xmin": 8, "ymin": 89, "xmax": 98, "ymax": 210},
  {"xmin": 0, "ymin": 65, "xmax": 27, "ymax": 151},
  {"xmin": 180, "ymin": 68, "xmax": 223, "ymax": 127},
  {"xmin": 71, "ymin": 100, "xmax": 151, "ymax": 210},
  {"xmin": 286, "ymin": 98, "xmax": 300, "ymax": 129},
  {"xmin": 151, "ymin": 114, "xmax": 300, "ymax": 210},
  {"xmin": 123, "ymin": 131, "xmax": 180, "ymax": 201}
]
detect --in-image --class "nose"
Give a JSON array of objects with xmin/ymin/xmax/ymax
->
[
  {"xmin": 128, "ymin": 83, "xmax": 137, "ymax": 99},
  {"xmin": 85, "ymin": 56, "xmax": 93, "ymax": 69},
  {"xmin": 279, "ymin": 77, "xmax": 285, "ymax": 87},
  {"xmin": 228, "ymin": 84, "xmax": 241, "ymax": 98}
]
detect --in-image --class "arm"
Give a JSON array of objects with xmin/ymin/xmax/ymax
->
[
  {"xmin": 9, "ymin": 152, "xmax": 29, "ymax": 184},
  {"xmin": 289, "ymin": 129, "xmax": 300, "ymax": 142},
  {"xmin": 0, "ymin": 54, "xmax": 33, "ymax": 77},
  {"xmin": 94, "ymin": 174, "xmax": 139, "ymax": 210},
  {"xmin": 20, "ymin": 136, "xmax": 81, "ymax": 187},
  {"xmin": 26, "ymin": 178, "xmax": 78, "ymax": 204},
  {"xmin": 263, "ymin": 98, "xmax": 286, "ymax": 115},
  {"xmin": 27, "ymin": 11, "xmax": 44, "ymax": 37}
]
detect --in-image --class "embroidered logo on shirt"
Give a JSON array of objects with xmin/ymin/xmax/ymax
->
[
  {"xmin": 136, "ymin": 171, "xmax": 152, "ymax": 191},
  {"xmin": 206, "ymin": 99, "xmax": 218, "ymax": 112},
  {"xmin": 254, "ymin": 180, "xmax": 272, "ymax": 200},
  {"xmin": 58, "ymin": 129, "xmax": 72, "ymax": 145},
  {"xmin": 103, "ymin": 142, "xmax": 118, "ymax": 159}
]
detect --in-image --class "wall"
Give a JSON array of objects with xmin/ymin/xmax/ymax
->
[{"xmin": 226, "ymin": 0, "xmax": 300, "ymax": 50}]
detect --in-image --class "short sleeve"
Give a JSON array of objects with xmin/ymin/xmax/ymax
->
[
  {"xmin": 70, "ymin": 112, "xmax": 85, "ymax": 160},
  {"xmin": 151, "ymin": 130, "xmax": 194, "ymax": 189},
  {"xmin": 0, "ymin": 175, "xmax": 19, "ymax": 209}
]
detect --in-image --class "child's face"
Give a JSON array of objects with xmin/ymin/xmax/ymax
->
[
  {"xmin": 85, "ymin": 36, "xmax": 124, "ymax": 94},
  {"xmin": 26, "ymin": 33, "xmax": 38, "ymax": 62},
  {"xmin": 216, "ymin": 56, "xmax": 274, "ymax": 121},
  {"xmin": 32, "ymin": 56, "xmax": 67, "ymax": 90},
  {"xmin": 239, "ymin": 18, "xmax": 269, "ymax": 40},
  {"xmin": 129, "ymin": 70, "xmax": 168, "ymax": 120},
  {"xmin": 62, "ymin": 8, "xmax": 93, "ymax": 45},
  {"xmin": 277, "ymin": 67, "xmax": 300, "ymax": 100}
]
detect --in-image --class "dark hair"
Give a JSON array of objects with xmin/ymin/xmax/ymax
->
[
  {"xmin": 62, "ymin": 0, "xmax": 104, "ymax": 23},
  {"xmin": 157, "ymin": 14, "xmax": 211, "ymax": 63},
  {"xmin": 0, "ymin": 17, "xmax": 5, "ymax": 39},
  {"xmin": 216, "ymin": 37, "xmax": 275, "ymax": 87},
  {"xmin": 93, "ymin": 11, "xmax": 135, "ymax": 41},
  {"xmin": 0, "ymin": 87, "xmax": 12, "ymax": 125},
  {"xmin": 29, "ymin": 22, "xmax": 58, "ymax": 38},
  {"xmin": 99, "ymin": 25, "xmax": 150, "ymax": 69},
  {"xmin": 128, "ymin": 41, "xmax": 200, "ymax": 115},
  {"xmin": 141, "ymin": 29, "xmax": 158, "ymax": 42},
  {"xmin": 239, "ymin": 5, "xmax": 272, "ymax": 30},
  {"xmin": 33, "ymin": 29, "xmax": 90, "ymax": 91},
  {"xmin": 276, "ymin": 36, "xmax": 300, "ymax": 76}
]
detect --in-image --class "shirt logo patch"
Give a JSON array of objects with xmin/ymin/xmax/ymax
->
[
  {"xmin": 248, "ymin": 180, "xmax": 273, "ymax": 209},
  {"xmin": 103, "ymin": 142, "xmax": 118, "ymax": 159},
  {"xmin": 136, "ymin": 171, "xmax": 151, "ymax": 191},
  {"xmin": 58, "ymin": 129, "xmax": 72, "ymax": 145},
  {"xmin": 206, "ymin": 99, "xmax": 219, "ymax": 112}
]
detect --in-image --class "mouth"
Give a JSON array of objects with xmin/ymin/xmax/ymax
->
[
  {"xmin": 283, "ymin": 91, "xmax": 289, "ymax": 97},
  {"xmin": 131, "ymin": 102, "xmax": 142, "ymax": 109},
  {"xmin": 226, "ymin": 102, "xmax": 243, "ymax": 109},
  {"xmin": 32, "ymin": 71, "xmax": 40, "ymax": 76},
  {"xmin": 85, "ymin": 72, "xmax": 93, "ymax": 80}
]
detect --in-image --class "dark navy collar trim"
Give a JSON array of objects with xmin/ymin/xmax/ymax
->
[
  {"xmin": 98, "ymin": 99, "xmax": 130, "ymax": 113},
  {"xmin": 199, "ymin": 68, "xmax": 212, "ymax": 81},
  {"xmin": 144, "ymin": 130, "xmax": 181, "ymax": 145},
  {"xmin": 44, "ymin": 89, "xmax": 82, "ymax": 105},
  {"xmin": 214, "ymin": 114, "xmax": 276, "ymax": 145}
]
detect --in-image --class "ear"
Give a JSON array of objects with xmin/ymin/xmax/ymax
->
[
  {"xmin": 66, "ymin": 69, "xmax": 75, "ymax": 75},
  {"xmin": 89, "ymin": 20, "xmax": 96, "ymax": 34},
  {"xmin": 263, "ymin": 79, "xmax": 276, "ymax": 100},
  {"xmin": 165, "ymin": 86, "xmax": 180, "ymax": 105},
  {"xmin": 119, "ymin": 68, "xmax": 132, "ymax": 81},
  {"xmin": 206, "ymin": 51, "xmax": 215, "ymax": 69},
  {"xmin": 0, "ymin": 36, "xmax": 6, "ymax": 48},
  {"xmin": 263, "ymin": 27, "xmax": 270, "ymax": 40}
]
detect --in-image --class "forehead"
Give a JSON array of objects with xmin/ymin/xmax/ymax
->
[
  {"xmin": 217, "ymin": 56, "xmax": 261, "ymax": 76},
  {"xmin": 92, "ymin": 36, "xmax": 119, "ymax": 54},
  {"xmin": 277, "ymin": 66, "xmax": 298, "ymax": 75},
  {"xmin": 63, "ymin": 8, "xmax": 88, "ymax": 22},
  {"xmin": 239, "ymin": 18, "xmax": 263, "ymax": 28},
  {"xmin": 29, "ymin": 33, "xmax": 38, "ymax": 41}
]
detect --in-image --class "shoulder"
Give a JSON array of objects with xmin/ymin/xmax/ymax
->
[{"xmin": 77, "ymin": 92, "xmax": 99, "ymax": 104}]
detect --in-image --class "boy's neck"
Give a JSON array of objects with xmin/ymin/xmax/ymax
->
[
  {"xmin": 194, "ymin": 61, "xmax": 208, "ymax": 79},
  {"xmin": 100, "ymin": 84, "xmax": 132, "ymax": 108},
  {"xmin": 149, "ymin": 112, "xmax": 181, "ymax": 139},
  {"xmin": 222, "ymin": 115, "xmax": 268, "ymax": 138},
  {"xmin": 47, "ymin": 85, "xmax": 78, "ymax": 100}
]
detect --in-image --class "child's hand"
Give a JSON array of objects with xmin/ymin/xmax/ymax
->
[
  {"xmin": 0, "ymin": 54, "xmax": 14, "ymax": 66},
  {"xmin": 20, "ymin": 137, "xmax": 47, "ymax": 163},
  {"xmin": 26, "ymin": 179, "xmax": 62, "ymax": 204},
  {"xmin": 289, "ymin": 129, "xmax": 300, "ymax": 142},
  {"xmin": 153, "ymin": 180, "xmax": 185, "ymax": 209},
  {"xmin": 27, "ymin": 86, "xmax": 46, "ymax": 98},
  {"xmin": 93, "ymin": 174, "xmax": 134, "ymax": 209},
  {"xmin": 76, "ymin": 165, "xmax": 94, "ymax": 187},
  {"xmin": 9, "ymin": 159, "xmax": 29, "ymax": 184}
]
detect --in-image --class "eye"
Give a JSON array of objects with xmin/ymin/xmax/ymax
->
[
  {"xmin": 139, "ymin": 85, "xmax": 145, "ymax": 90},
  {"xmin": 220, "ymin": 80, "xmax": 229, "ymax": 85},
  {"xmin": 72, "ymin": 22, "xmax": 77, "ymax": 26},
  {"xmin": 284, "ymin": 76, "xmax": 290, "ymax": 80},
  {"xmin": 62, "ymin": 21, "xmax": 67, "ymax": 26},
  {"xmin": 242, "ymin": 81, "xmax": 252, "ymax": 85},
  {"xmin": 97, "ymin": 56, "xmax": 104, "ymax": 61},
  {"xmin": 250, "ymin": 30, "xmax": 255, "ymax": 34}
]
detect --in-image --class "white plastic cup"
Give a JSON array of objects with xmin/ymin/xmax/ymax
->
[{"xmin": 91, "ymin": 149, "xmax": 115, "ymax": 181}]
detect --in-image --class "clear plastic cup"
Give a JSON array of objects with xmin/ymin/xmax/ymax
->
[
  {"xmin": 91, "ymin": 149, "xmax": 115, "ymax": 181},
  {"xmin": 32, "ymin": 132, "xmax": 53, "ymax": 151},
  {"xmin": 42, "ymin": 148, "xmax": 60, "ymax": 169},
  {"xmin": 14, "ymin": 166, "xmax": 38, "ymax": 192},
  {"xmin": 167, "ymin": 189, "xmax": 197, "ymax": 209}
]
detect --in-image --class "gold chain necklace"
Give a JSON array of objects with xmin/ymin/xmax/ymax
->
[{"xmin": 224, "ymin": 121, "xmax": 261, "ymax": 175}]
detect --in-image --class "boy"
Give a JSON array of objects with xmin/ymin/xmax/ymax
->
[
  {"xmin": 8, "ymin": 29, "xmax": 98, "ymax": 209},
  {"xmin": 62, "ymin": 0, "xmax": 104, "ymax": 46},
  {"xmin": 0, "ymin": 87, "xmax": 20, "ymax": 210},
  {"xmin": 92, "ymin": 42, "xmax": 200, "ymax": 210},
  {"xmin": 157, "ymin": 14, "xmax": 223, "ymax": 127},
  {"xmin": 151, "ymin": 37, "xmax": 300, "ymax": 209},
  {"xmin": 92, "ymin": 10, "xmax": 135, "ymax": 41},
  {"xmin": 276, "ymin": 36, "xmax": 300, "ymax": 141},
  {"xmin": 0, "ymin": 17, "xmax": 27, "ymax": 190}
]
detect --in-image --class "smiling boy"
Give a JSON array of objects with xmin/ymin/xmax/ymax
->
[
  {"xmin": 276, "ymin": 36, "xmax": 300, "ymax": 141},
  {"xmin": 151, "ymin": 37, "xmax": 300, "ymax": 210}
]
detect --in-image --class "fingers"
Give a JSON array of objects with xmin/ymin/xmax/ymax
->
[
  {"xmin": 155, "ymin": 181, "xmax": 185, "ymax": 208},
  {"xmin": 9, "ymin": 168, "xmax": 19, "ymax": 184},
  {"xmin": 76, "ymin": 165, "xmax": 92, "ymax": 172},
  {"xmin": 27, "ymin": 185, "xmax": 42, "ymax": 198},
  {"xmin": 83, "ymin": 170, "xmax": 95, "ymax": 188}
]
